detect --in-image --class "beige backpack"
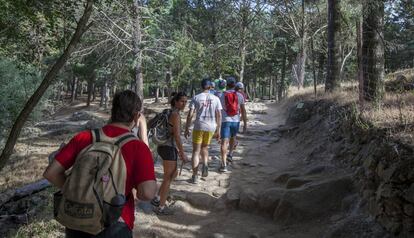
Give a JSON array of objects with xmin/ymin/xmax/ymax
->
[{"xmin": 54, "ymin": 129, "xmax": 137, "ymax": 235}]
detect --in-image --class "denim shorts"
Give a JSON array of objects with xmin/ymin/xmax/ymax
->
[{"xmin": 220, "ymin": 122, "xmax": 240, "ymax": 139}]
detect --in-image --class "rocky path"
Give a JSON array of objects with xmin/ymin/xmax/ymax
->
[
  {"xmin": 133, "ymin": 101, "xmax": 324, "ymax": 238},
  {"xmin": 1, "ymin": 99, "xmax": 390, "ymax": 237}
]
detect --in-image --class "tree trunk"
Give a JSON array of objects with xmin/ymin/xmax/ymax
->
[
  {"xmin": 311, "ymin": 37, "xmax": 317, "ymax": 97},
  {"xmin": 318, "ymin": 52, "xmax": 325, "ymax": 84},
  {"xmin": 357, "ymin": 17, "xmax": 364, "ymax": 102},
  {"xmin": 166, "ymin": 70, "xmax": 172, "ymax": 97},
  {"xmin": 239, "ymin": 28, "xmax": 246, "ymax": 83},
  {"xmin": 100, "ymin": 86, "xmax": 104, "ymax": 107},
  {"xmin": 92, "ymin": 84, "xmax": 96, "ymax": 102},
  {"xmin": 86, "ymin": 74, "xmax": 95, "ymax": 107},
  {"xmin": 295, "ymin": 0, "xmax": 307, "ymax": 89},
  {"xmin": 155, "ymin": 85, "xmax": 160, "ymax": 103},
  {"xmin": 279, "ymin": 45, "xmax": 287, "ymax": 101},
  {"xmin": 76, "ymin": 80, "xmax": 82, "ymax": 99},
  {"xmin": 133, "ymin": 0, "xmax": 144, "ymax": 99},
  {"xmin": 326, "ymin": 0, "xmax": 342, "ymax": 92},
  {"xmin": 362, "ymin": 0, "xmax": 384, "ymax": 102},
  {"xmin": 0, "ymin": 0, "xmax": 94, "ymax": 171},
  {"xmin": 71, "ymin": 76, "xmax": 77, "ymax": 102}
]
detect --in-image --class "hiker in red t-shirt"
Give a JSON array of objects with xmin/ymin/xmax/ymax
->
[{"xmin": 43, "ymin": 90, "xmax": 157, "ymax": 237}]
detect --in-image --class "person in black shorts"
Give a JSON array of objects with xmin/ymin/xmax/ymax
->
[{"xmin": 152, "ymin": 92, "xmax": 189, "ymax": 215}]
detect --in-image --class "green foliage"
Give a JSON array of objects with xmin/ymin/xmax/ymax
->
[{"xmin": 0, "ymin": 58, "xmax": 50, "ymax": 141}]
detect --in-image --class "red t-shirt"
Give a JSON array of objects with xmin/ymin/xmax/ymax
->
[{"xmin": 55, "ymin": 124, "xmax": 156, "ymax": 230}]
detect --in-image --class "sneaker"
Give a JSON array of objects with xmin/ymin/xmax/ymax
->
[
  {"xmin": 151, "ymin": 197, "xmax": 160, "ymax": 207},
  {"xmin": 154, "ymin": 206, "xmax": 174, "ymax": 216},
  {"xmin": 219, "ymin": 165, "xmax": 228, "ymax": 173},
  {"xmin": 227, "ymin": 154, "xmax": 233, "ymax": 163},
  {"xmin": 202, "ymin": 164, "xmax": 209, "ymax": 177},
  {"xmin": 188, "ymin": 175, "xmax": 199, "ymax": 184}
]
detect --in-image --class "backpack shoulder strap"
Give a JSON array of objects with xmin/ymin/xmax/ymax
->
[
  {"xmin": 92, "ymin": 129, "xmax": 100, "ymax": 143},
  {"xmin": 115, "ymin": 133, "xmax": 138, "ymax": 148}
]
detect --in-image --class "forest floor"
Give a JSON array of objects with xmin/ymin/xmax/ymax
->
[{"xmin": 1, "ymin": 95, "xmax": 390, "ymax": 238}]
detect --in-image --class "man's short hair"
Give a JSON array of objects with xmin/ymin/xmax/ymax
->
[
  {"xmin": 111, "ymin": 90, "xmax": 142, "ymax": 123},
  {"xmin": 201, "ymin": 78, "xmax": 212, "ymax": 89},
  {"xmin": 226, "ymin": 76, "xmax": 236, "ymax": 88}
]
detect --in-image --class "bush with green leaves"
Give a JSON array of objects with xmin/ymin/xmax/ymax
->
[{"xmin": 0, "ymin": 58, "xmax": 51, "ymax": 143}]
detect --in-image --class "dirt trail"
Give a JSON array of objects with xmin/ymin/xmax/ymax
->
[
  {"xmin": 134, "ymin": 101, "xmax": 324, "ymax": 238},
  {"xmin": 1, "ymin": 98, "xmax": 386, "ymax": 237}
]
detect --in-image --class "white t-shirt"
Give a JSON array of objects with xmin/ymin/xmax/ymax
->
[
  {"xmin": 220, "ymin": 89, "xmax": 245, "ymax": 122},
  {"xmin": 189, "ymin": 92, "xmax": 222, "ymax": 132}
]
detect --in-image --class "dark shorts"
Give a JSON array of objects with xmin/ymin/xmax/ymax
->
[
  {"xmin": 65, "ymin": 222, "xmax": 131, "ymax": 238},
  {"xmin": 157, "ymin": 145, "xmax": 178, "ymax": 161},
  {"xmin": 220, "ymin": 122, "xmax": 240, "ymax": 139}
]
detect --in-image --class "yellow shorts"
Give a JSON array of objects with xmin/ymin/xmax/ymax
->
[{"xmin": 192, "ymin": 130, "xmax": 214, "ymax": 145}]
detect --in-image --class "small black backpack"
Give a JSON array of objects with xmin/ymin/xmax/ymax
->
[{"xmin": 147, "ymin": 109, "xmax": 172, "ymax": 145}]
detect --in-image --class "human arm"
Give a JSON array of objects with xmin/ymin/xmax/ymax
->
[
  {"xmin": 184, "ymin": 108, "xmax": 194, "ymax": 139},
  {"xmin": 136, "ymin": 180, "xmax": 157, "ymax": 201},
  {"xmin": 138, "ymin": 115, "xmax": 149, "ymax": 146},
  {"xmin": 132, "ymin": 142, "xmax": 157, "ymax": 201},
  {"xmin": 43, "ymin": 160, "xmax": 66, "ymax": 189},
  {"xmin": 44, "ymin": 131, "xmax": 92, "ymax": 189},
  {"xmin": 171, "ymin": 112, "xmax": 188, "ymax": 162},
  {"xmin": 240, "ymin": 104, "xmax": 247, "ymax": 133},
  {"xmin": 215, "ymin": 108, "xmax": 222, "ymax": 141}
]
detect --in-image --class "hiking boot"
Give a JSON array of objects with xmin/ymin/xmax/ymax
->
[
  {"xmin": 154, "ymin": 206, "xmax": 174, "ymax": 216},
  {"xmin": 219, "ymin": 165, "xmax": 228, "ymax": 173},
  {"xmin": 151, "ymin": 197, "xmax": 160, "ymax": 207},
  {"xmin": 188, "ymin": 175, "xmax": 199, "ymax": 184},
  {"xmin": 227, "ymin": 154, "xmax": 233, "ymax": 163},
  {"xmin": 202, "ymin": 164, "xmax": 209, "ymax": 177}
]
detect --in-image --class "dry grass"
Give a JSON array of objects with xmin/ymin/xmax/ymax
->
[
  {"xmin": 284, "ymin": 75, "xmax": 414, "ymax": 145},
  {"xmin": 385, "ymin": 68, "xmax": 414, "ymax": 82}
]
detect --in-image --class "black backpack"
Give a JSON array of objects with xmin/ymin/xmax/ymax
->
[{"xmin": 147, "ymin": 109, "xmax": 172, "ymax": 145}]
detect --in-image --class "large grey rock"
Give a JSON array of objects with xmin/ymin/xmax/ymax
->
[
  {"xmin": 225, "ymin": 187, "xmax": 241, "ymax": 208},
  {"xmin": 258, "ymin": 188, "xmax": 284, "ymax": 216},
  {"xmin": 324, "ymin": 215, "xmax": 390, "ymax": 238},
  {"xmin": 186, "ymin": 192, "xmax": 216, "ymax": 210},
  {"xmin": 403, "ymin": 183, "xmax": 414, "ymax": 203},
  {"xmin": 70, "ymin": 111, "xmax": 95, "ymax": 121},
  {"xmin": 286, "ymin": 101, "xmax": 316, "ymax": 125},
  {"xmin": 239, "ymin": 188, "xmax": 258, "ymax": 211},
  {"xmin": 286, "ymin": 178, "xmax": 312, "ymax": 189},
  {"xmin": 273, "ymin": 176, "xmax": 354, "ymax": 224},
  {"xmin": 305, "ymin": 165, "xmax": 333, "ymax": 175},
  {"xmin": 273, "ymin": 173, "xmax": 298, "ymax": 184}
]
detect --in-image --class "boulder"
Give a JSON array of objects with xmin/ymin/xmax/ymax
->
[
  {"xmin": 286, "ymin": 178, "xmax": 312, "ymax": 189},
  {"xmin": 324, "ymin": 215, "xmax": 390, "ymax": 238},
  {"xmin": 273, "ymin": 173, "xmax": 298, "ymax": 184},
  {"xmin": 225, "ymin": 187, "xmax": 241, "ymax": 208},
  {"xmin": 239, "ymin": 188, "xmax": 258, "ymax": 211},
  {"xmin": 403, "ymin": 184, "xmax": 414, "ymax": 203},
  {"xmin": 258, "ymin": 188, "xmax": 284, "ymax": 216},
  {"xmin": 273, "ymin": 176, "xmax": 354, "ymax": 224},
  {"xmin": 70, "ymin": 111, "xmax": 94, "ymax": 121},
  {"xmin": 186, "ymin": 192, "xmax": 216, "ymax": 210},
  {"xmin": 286, "ymin": 101, "xmax": 316, "ymax": 125},
  {"xmin": 304, "ymin": 165, "xmax": 333, "ymax": 175}
]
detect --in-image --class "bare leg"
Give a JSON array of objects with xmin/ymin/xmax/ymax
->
[
  {"xmin": 200, "ymin": 144, "xmax": 209, "ymax": 166},
  {"xmin": 229, "ymin": 137, "xmax": 235, "ymax": 157},
  {"xmin": 191, "ymin": 143, "xmax": 202, "ymax": 176},
  {"xmin": 221, "ymin": 139, "xmax": 229, "ymax": 167},
  {"xmin": 159, "ymin": 160, "xmax": 177, "ymax": 207}
]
